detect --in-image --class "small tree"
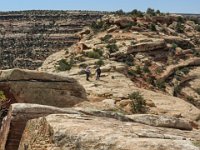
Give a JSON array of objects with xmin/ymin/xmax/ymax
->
[
  {"xmin": 115, "ymin": 9, "xmax": 125, "ymax": 15},
  {"xmin": 146, "ymin": 8, "xmax": 156, "ymax": 16}
]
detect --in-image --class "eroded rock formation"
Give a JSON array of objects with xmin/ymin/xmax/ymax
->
[
  {"xmin": 18, "ymin": 113, "xmax": 200, "ymax": 150},
  {"xmin": 0, "ymin": 10, "xmax": 104, "ymax": 70},
  {"xmin": 0, "ymin": 69, "xmax": 87, "ymax": 107},
  {"xmin": 0, "ymin": 103, "xmax": 79, "ymax": 150}
]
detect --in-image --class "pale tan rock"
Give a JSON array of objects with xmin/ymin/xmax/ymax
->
[
  {"xmin": 164, "ymin": 36, "xmax": 194, "ymax": 49},
  {"xmin": 127, "ymin": 39, "xmax": 167, "ymax": 54},
  {"xmin": 0, "ymin": 69, "xmax": 87, "ymax": 107},
  {"xmin": 19, "ymin": 114, "xmax": 200, "ymax": 150},
  {"xmin": 0, "ymin": 103, "xmax": 79, "ymax": 150},
  {"xmin": 126, "ymin": 114, "xmax": 192, "ymax": 130},
  {"xmin": 158, "ymin": 58, "xmax": 200, "ymax": 81}
]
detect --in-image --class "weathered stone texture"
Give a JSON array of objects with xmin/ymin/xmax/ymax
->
[{"xmin": 0, "ymin": 69, "xmax": 87, "ymax": 108}]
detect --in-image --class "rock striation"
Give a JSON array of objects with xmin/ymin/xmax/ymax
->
[
  {"xmin": 0, "ymin": 68, "xmax": 87, "ymax": 108},
  {"xmin": 0, "ymin": 10, "xmax": 105, "ymax": 70},
  {"xmin": 18, "ymin": 113, "xmax": 200, "ymax": 150},
  {"xmin": 0, "ymin": 103, "xmax": 79, "ymax": 150}
]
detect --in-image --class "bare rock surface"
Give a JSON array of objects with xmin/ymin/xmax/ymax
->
[
  {"xmin": 68, "ymin": 71, "xmax": 200, "ymax": 122},
  {"xmin": 0, "ymin": 68, "xmax": 87, "ymax": 107},
  {"xmin": 127, "ymin": 39, "xmax": 167, "ymax": 54},
  {"xmin": 126, "ymin": 114, "xmax": 192, "ymax": 130},
  {"xmin": 158, "ymin": 58, "xmax": 200, "ymax": 81},
  {"xmin": 18, "ymin": 113, "xmax": 200, "ymax": 150},
  {"xmin": 0, "ymin": 103, "xmax": 79, "ymax": 150}
]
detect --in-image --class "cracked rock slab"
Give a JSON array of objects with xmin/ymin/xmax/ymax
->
[{"xmin": 19, "ymin": 113, "xmax": 200, "ymax": 150}]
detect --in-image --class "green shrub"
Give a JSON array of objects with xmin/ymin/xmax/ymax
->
[
  {"xmin": 175, "ymin": 69, "xmax": 184, "ymax": 80},
  {"xmin": 95, "ymin": 59, "xmax": 104, "ymax": 66},
  {"xmin": 155, "ymin": 67, "xmax": 163, "ymax": 74},
  {"xmin": 115, "ymin": 9, "xmax": 125, "ymax": 15},
  {"xmin": 192, "ymin": 141, "xmax": 200, "ymax": 148},
  {"xmin": 176, "ymin": 22, "xmax": 184, "ymax": 33},
  {"xmin": 195, "ymin": 88, "xmax": 200, "ymax": 95},
  {"xmin": 124, "ymin": 22, "xmax": 137, "ymax": 29},
  {"xmin": 193, "ymin": 49, "xmax": 200, "ymax": 57},
  {"xmin": 156, "ymin": 10, "xmax": 161, "ymax": 14},
  {"xmin": 150, "ymin": 24, "xmax": 157, "ymax": 31},
  {"xmin": 125, "ymin": 55, "xmax": 134, "ymax": 66},
  {"xmin": 142, "ymin": 66, "xmax": 150, "ymax": 73},
  {"xmin": 106, "ymin": 44, "xmax": 118, "ymax": 53},
  {"xmin": 128, "ymin": 69, "xmax": 137, "ymax": 76},
  {"xmin": 101, "ymin": 34, "xmax": 112, "ymax": 42},
  {"xmin": 196, "ymin": 25, "xmax": 200, "ymax": 32},
  {"xmin": 180, "ymin": 67, "xmax": 190, "ymax": 75},
  {"xmin": 187, "ymin": 96, "xmax": 194, "ymax": 102},
  {"xmin": 172, "ymin": 43, "xmax": 177, "ymax": 49},
  {"xmin": 129, "ymin": 9, "xmax": 144, "ymax": 17},
  {"xmin": 129, "ymin": 91, "xmax": 146, "ymax": 113},
  {"xmin": 135, "ymin": 66, "xmax": 142, "ymax": 75},
  {"xmin": 146, "ymin": 8, "xmax": 156, "ymax": 16},
  {"xmin": 79, "ymin": 63, "xmax": 88, "ymax": 68},
  {"xmin": 173, "ymin": 85, "xmax": 181, "ymax": 96},
  {"xmin": 177, "ymin": 16, "xmax": 185, "ymax": 23},
  {"xmin": 86, "ymin": 51, "xmax": 101, "ymax": 59},
  {"xmin": 0, "ymin": 90, "xmax": 6, "ymax": 102},
  {"xmin": 131, "ymin": 41, "xmax": 136, "ymax": 45},
  {"xmin": 146, "ymin": 76, "xmax": 155, "ymax": 86},
  {"xmin": 94, "ymin": 48, "xmax": 103, "ymax": 56},
  {"xmin": 56, "ymin": 59, "xmax": 73, "ymax": 71},
  {"xmin": 90, "ymin": 21, "xmax": 107, "ymax": 32},
  {"xmin": 155, "ymin": 79, "xmax": 166, "ymax": 91}
]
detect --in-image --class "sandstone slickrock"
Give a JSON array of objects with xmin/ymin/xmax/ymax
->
[
  {"xmin": 0, "ymin": 103, "xmax": 79, "ymax": 150},
  {"xmin": 18, "ymin": 113, "xmax": 200, "ymax": 150},
  {"xmin": 126, "ymin": 114, "xmax": 192, "ymax": 130},
  {"xmin": 0, "ymin": 68, "xmax": 87, "ymax": 107},
  {"xmin": 127, "ymin": 39, "xmax": 167, "ymax": 54},
  {"xmin": 158, "ymin": 57, "xmax": 200, "ymax": 81}
]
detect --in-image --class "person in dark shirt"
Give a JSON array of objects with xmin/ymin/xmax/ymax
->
[{"xmin": 96, "ymin": 66, "xmax": 101, "ymax": 80}]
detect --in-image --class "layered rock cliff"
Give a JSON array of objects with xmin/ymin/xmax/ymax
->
[
  {"xmin": 1, "ymin": 11, "xmax": 200, "ymax": 150},
  {"xmin": 0, "ymin": 10, "xmax": 104, "ymax": 70}
]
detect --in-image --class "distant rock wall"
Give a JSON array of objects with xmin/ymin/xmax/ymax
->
[{"xmin": 0, "ymin": 10, "xmax": 105, "ymax": 70}]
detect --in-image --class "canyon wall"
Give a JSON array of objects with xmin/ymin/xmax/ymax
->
[{"xmin": 0, "ymin": 10, "xmax": 104, "ymax": 70}]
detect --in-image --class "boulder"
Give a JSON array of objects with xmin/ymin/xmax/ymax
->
[
  {"xmin": 0, "ymin": 103, "xmax": 79, "ymax": 150},
  {"xmin": 126, "ymin": 114, "xmax": 192, "ymax": 130},
  {"xmin": 164, "ymin": 36, "xmax": 194, "ymax": 49},
  {"xmin": 0, "ymin": 69, "xmax": 87, "ymax": 107},
  {"xmin": 127, "ymin": 39, "xmax": 167, "ymax": 54},
  {"xmin": 18, "ymin": 113, "xmax": 200, "ymax": 150}
]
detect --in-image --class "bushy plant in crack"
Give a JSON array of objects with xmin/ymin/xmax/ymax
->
[
  {"xmin": 86, "ymin": 51, "xmax": 101, "ymax": 59},
  {"xmin": 106, "ymin": 44, "xmax": 119, "ymax": 53},
  {"xmin": 155, "ymin": 79, "xmax": 166, "ymax": 91},
  {"xmin": 129, "ymin": 91, "xmax": 146, "ymax": 113},
  {"xmin": 0, "ymin": 90, "xmax": 6, "ymax": 103},
  {"xmin": 56, "ymin": 58, "xmax": 74, "ymax": 71}
]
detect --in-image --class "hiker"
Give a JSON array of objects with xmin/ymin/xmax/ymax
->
[
  {"xmin": 96, "ymin": 66, "xmax": 101, "ymax": 80},
  {"xmin": 85, "ymin": 66, "xmax": 91, "ymax": 81}
]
